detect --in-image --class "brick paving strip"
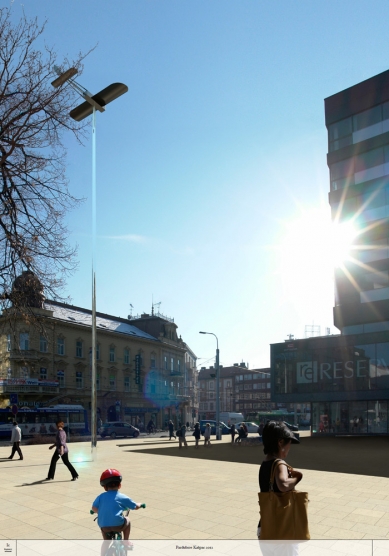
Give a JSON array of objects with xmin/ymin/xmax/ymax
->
[{"xmin": 0, "ymin": 435, "xmax": 387, "ymax": 541}]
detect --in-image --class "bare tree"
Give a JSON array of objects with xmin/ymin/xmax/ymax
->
[{"xmin": 0, "ymin": 7, "xmax": 89, "ymax": 312}]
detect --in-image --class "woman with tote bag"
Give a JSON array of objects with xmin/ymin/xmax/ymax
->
[{"xmin": 257, "ymin": 421, "xmax": 309, "ymax": 552}]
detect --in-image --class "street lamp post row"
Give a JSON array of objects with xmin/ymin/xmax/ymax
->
[
  {"xmin": 52, "ymin": 66, "xmax": 128, "ymax": 459},
  {"xmin": 199, "ymin": 331, "xmax": 221, "ymax": 440}
]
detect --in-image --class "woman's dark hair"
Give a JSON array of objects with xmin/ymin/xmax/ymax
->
[
  {"xmin": 56, "ymin": 420, "xmax": 64, "ymax": 427},
  {"xmin": 262, "ymin": 421, "xmax": 293, "ymax": 455}
]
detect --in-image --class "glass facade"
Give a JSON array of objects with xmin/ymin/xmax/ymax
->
[
  {"xmin": 272, "ymin": 334, "xmax": 389, "ymax": 435},
  {"xmin": 328, "ymin": 101, "xmax": 389, "ymax": 153},
  {"xmin": 274, "ymin": 340, "xmax": 389, "ymax": 395},
  {"xmin": 312, "ymin": 400, "xmax": 388, "ymax": 434}
]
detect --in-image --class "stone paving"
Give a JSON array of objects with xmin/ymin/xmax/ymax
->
[{"xmin": 0, "ymin": 434, "xmax": 388, "ymax": 541}]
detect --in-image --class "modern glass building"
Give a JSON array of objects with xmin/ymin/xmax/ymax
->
[{"xmin": 271, "ymin": 71, "xmax": 389, "ymax": 435}]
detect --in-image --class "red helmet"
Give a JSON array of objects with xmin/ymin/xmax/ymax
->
[{"xmin": 100, "ymin": 468, "xmax": 122, "ymax": 487}]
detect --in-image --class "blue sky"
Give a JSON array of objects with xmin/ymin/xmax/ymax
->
[{"xmin": 8, "ymin": 1, "xmax": 389, "ymax": 369}]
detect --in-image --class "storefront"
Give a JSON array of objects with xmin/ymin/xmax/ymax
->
[{"xmin": 271, "ymin": 332, "xmax": 389, "ymax": 435}]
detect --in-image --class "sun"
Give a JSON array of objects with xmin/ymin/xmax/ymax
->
[{"xmin": 275, "ymin": 204, "xmax": 359, "ymax": 323}]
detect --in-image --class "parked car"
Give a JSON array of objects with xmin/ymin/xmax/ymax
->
[
  {"xmin": 235, "ymin": 421, "xmax": 260, "ymax": 434},
  {"xmin": 299, "ymin": 419, "xmax": 311, "ymax": 427},
  {"xmin": 99, "ymin": 421, "xmax": 140, "ymax": 439},
  {"xmin": 283, "ymin": 421, "xmax": 299, "ymax": 431},
  {"xmin": 199, "ymin": 420, "xmax": 231, "ymax": 435}
]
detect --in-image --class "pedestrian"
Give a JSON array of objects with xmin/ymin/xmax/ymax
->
[
  {"xmin": 258, "ymin": 422, "xmax": 264, "ymax": 436},
  {"xmin": 203, "ymin": 423, "xmax": 211, "ymax": 447},
  {"xmin": 97, "ymin": 416, "xmax": 102, "ymax": 430},
  {"xmin": 193, "ymin": 422, "xmax": 201, "ymax": 448},
  {"xmin": 44, "ymin": 420, "xmax": 78, "ymax": 481},
  {"xmin": 8, "ymin": 421, "xmax": 23, "ymax": 460},
  {"xmin": 230, "ymin": 423, "xmax": 236, "ymax": 443},
  {"xmin": 186, "ymin": 421, "xmax": 190, "ymax": 430},
  {"xmin": 179, "ymin": 423, "xmax": 188, "ymax": 449},
  {"xmin": 257, "ymin": 421, "xmax": 304, "ymax": 545},
  {"xmin": 168, "ymin": 420, "xmax": 176, "ymax": 440}
]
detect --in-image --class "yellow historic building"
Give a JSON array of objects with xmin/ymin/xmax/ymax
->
[{"xmin": 0, "ymin": 273, "xmax": 197, "ymax": 428}]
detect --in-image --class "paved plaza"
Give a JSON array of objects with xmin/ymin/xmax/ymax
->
[{"xmin": 0, "ymin": 434, "xmax": 388, "ymax": 542}]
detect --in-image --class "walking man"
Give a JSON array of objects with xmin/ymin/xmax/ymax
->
[
  {"xmin": 168, "ymin": 420, "xmax": 176, "ymax": 440},
  {"xmin": 178, "ymin": 423, "xmax": 188, "ymax": 449},
  {"xmin": 8, "ymin": 421, "xmax": 23, "ymax": 460}
]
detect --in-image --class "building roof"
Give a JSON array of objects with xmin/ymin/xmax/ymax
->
[
  {"xmin": 45, "ymin": 301, "xmax": 159, "ymax": 342},
  {"xmin": 198, "ymin": 365, "xmax": 270, "ymax": 380}
]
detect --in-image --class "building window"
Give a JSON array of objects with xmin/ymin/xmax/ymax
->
[
  {"xmin": 57, "ymin": 337, "xmax": 65, "ymax": 356},
  {"xmin": 40, "ymin": 367, "xmax": 47, "ymax": 380},
  {"xmin": 124, "ymin": 376, "xmax": 130, "ymax": 392},
  {"xmin": 76, "ymin": 372, "xmax": 83, "ymax": 389},
  {"xmin": 209, "ymin": 392, "xmax": 214, "ymax": 399},
  {"xmin": 164, "ymin": 356, "xmax": 168, "ymax": 370},
  {"xmin": 209, "ymin": 381, "xmax": 214, "ymax": 390},
  {"xmin": 57, "ymin": 371, "xmax": 65, "ymax": 388},
  {"xmin": 226, "ymin": 381, "xmax": 231, "ymax": 388},
  {"xmin": 177, "ymin": 360, "xmax": 180, "ymax": 373},
  {"xmin": 210, "ymin": 402, "xmax": 214, "ymax": 411},
  {"xmin": 171, "ymin": 358, "xmax": 174, "ymax": 371},
  {"xmin": 151, "ymin": 355, "xmax": 156, "ymax": 368},
  {"xmin": 109, "ymin": 347, "xmax": 115, "ymax": 363},
  {"xmin": 76, "ymin": 340, "xmax": 83, "ymax": 358},
  {"xmin": 124, "ymin": 349, "xmax": 130, "ymax": 365},
  {"xmin": 109, "ymin": 374, "xmax": 116, "ymax": 390},
  {"xmin": 6, "ymin": 334, "xmax": 11, "ymax": 352},
  {"xmin": 40, "ymin": 335, "xmax": 48, "ymax": 353},
  {"xmin": 19, "ymin": 333, "xmax": 29, "ymax": 351}
]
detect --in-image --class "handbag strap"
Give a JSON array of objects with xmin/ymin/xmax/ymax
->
[{"xmin": 269, "ymin": 458, "xmax": 289, "ymax": 491}]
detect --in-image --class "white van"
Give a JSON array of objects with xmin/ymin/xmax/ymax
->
[{"xmin": 219, "ymin": 412, "xmax": 244, "ymax": 425}]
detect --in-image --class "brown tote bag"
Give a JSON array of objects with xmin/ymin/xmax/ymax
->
[{"xmin": 258, "ymin": 459, "xmax": 310, "ymax": 540}]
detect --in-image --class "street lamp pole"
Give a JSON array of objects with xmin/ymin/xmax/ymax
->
[
  {"xmin": 52, "ymin": 67, "xmax": 128, "ymax": 460},
  {"xmin": 199, "ymin": 331, "xmax": 221, "ymax": 440}
]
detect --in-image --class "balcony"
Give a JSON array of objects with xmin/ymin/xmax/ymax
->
[
  {"xmin": 170, "ymin": 370, "xmax": 183, "ymax": 377},
  {"xmin": 8, "ymin": 349, "xmax": 39, "ymax": 361}
]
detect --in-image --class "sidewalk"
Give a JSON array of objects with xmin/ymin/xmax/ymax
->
[{"xmin": 0, "ymin": 435, "xmax": 388, "ymax": 541}]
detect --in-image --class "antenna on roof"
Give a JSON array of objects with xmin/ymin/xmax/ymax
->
[{"xmin": 129, "ymin": 303, "xmax": 134, "ymax": 318}]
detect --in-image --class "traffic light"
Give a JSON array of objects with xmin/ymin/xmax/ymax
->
[{"xmin": 135, "ymin": 354, "xmax": 141, "ymax": 384}]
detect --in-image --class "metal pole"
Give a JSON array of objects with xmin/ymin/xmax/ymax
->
[
  {"xmin": 91, "ymin": 106, "xmax": 97, "ymax": 459},
  {"xmin": 216, "ymin": 344, "xmax": 220, "ymax": 440}
]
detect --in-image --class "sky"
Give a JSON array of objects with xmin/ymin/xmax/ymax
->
[{"xmin": 7, "ymin": 0, "xmax": 389, "ymax": 370}]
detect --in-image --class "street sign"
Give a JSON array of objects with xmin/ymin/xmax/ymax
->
[
  {"xmin": 9, "ymin": 394, "xmax": 18, "ymax": 404},
  {"xmin": 11, "ymin": 405, "xmax": 18, "ymax": 415}
]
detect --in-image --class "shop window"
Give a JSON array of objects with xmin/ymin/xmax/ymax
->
[{"xmin": 57, "ymin": 371, "xmax": 65, "ymax": 388}]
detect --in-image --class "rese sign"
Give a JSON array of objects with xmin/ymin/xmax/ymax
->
[{"xmin": 296, "ymin": 360, "xmax": 379, "ymax": 383}]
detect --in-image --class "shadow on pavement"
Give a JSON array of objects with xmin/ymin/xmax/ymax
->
[
  {"xmin": 16, "ymin": 479, "xmax": 73, "ymax": 487},
  {"xmin": 125, "ymin": 436, "xmax": 389, "ymax": 478}
]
